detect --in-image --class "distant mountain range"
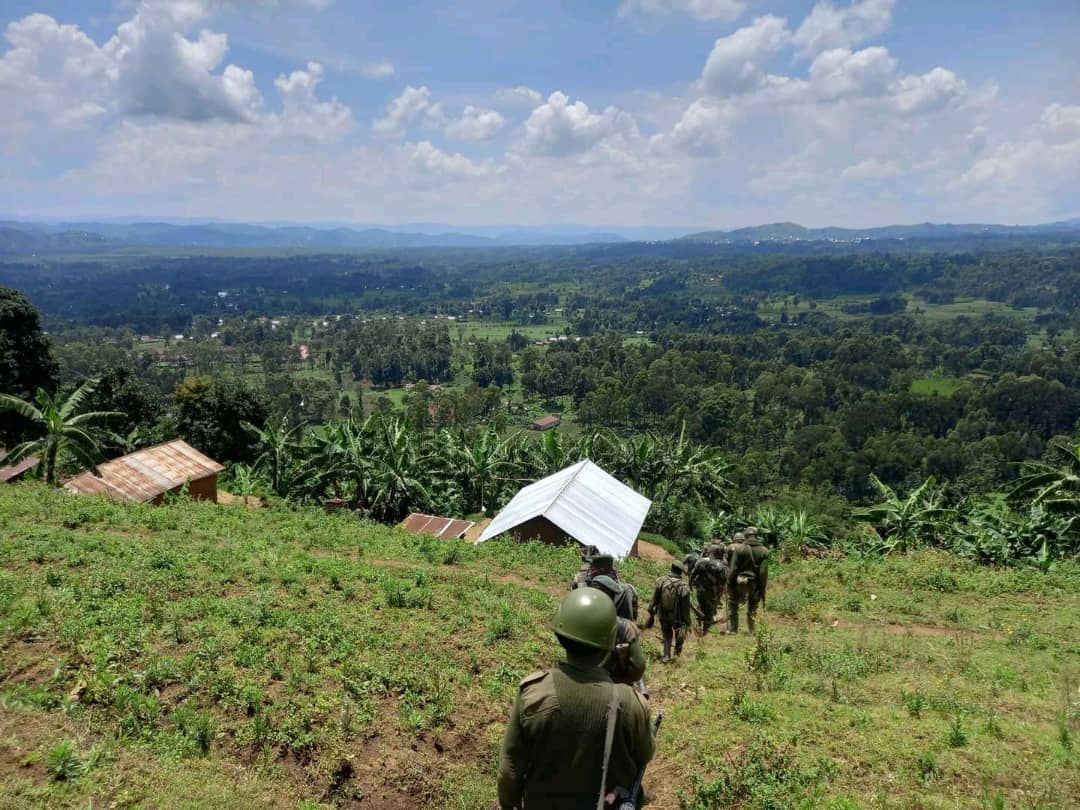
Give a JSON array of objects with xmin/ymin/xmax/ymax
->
[
  {"xmin": 680, "ymin": 219, "xmax": 1080, "ymax": 243},
  {"xmin": 0, "ymin": 220, "xmax": 632, "ymax": 254},
  {"xmin": 1, "ymin": 217, "xmax": 1079, "ymax": 255}
]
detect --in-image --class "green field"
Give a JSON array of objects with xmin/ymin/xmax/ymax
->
[
  {"xmin": 1, "ymin": 485, "xmax": 1077, "ymax": 809},
  {"xmin": 910, "ymin": 376, "xmax": 966, "ymax": 396}
]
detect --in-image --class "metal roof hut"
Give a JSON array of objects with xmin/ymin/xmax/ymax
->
[
  {"xmin": 477, "ymin": 459, "xmax": 651, "ymax": 560},
  {"xmin": 0, "ymin": 454, "xmax": 40, "ymax": 483},
  {"xmin": 399, "ymin": 513, "xmax": 475, "ymax": 540},
  {"xmin": 64, "ymin": 439, "xmax": 224, "ymax": 504}
]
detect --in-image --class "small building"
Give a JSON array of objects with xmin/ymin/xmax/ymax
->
[
  {"xmin": 529, "ymin": 415, "xmax": 561, "ymax": 432},
  {"xmin": 399, "ymin": 513, "xmax": 476, "ymax": 540},
  {"xmin": 477, "ymin": 459, "xmax": 652, "ymax": 560},
  {"xmin": 65, "ymin": 439, "xmax": 224, "ymax": 504},
  {"xmin": 0, "ymin": 454, "xmax": 39, "ymax": 483}
]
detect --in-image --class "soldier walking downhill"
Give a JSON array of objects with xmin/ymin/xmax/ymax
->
[
  {"xmin": 689, "ymin": 551, "xmax": 724, "ymax": 635},
  {"xmin": 726, "ymin": 527, "xmax": 770, "ymax": 634},
  {"xmin": 497, "ymin": 589, "xmax": 655, "ymax": 810},
  {"xmin": 645, "ymin": 560, "xmax": 692, "ymax": 663},
  {"xmin": 588, "ymin": 576, "xmax": 647, "ymax": 686}
]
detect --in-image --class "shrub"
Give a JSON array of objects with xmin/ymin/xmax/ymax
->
[
  {"xmin": 47, "ymin": 740, "xmax": 84, "ymax": 782},
  {"xmin": 916, "ymin": 750, "xmax": 938, "ymax": 783},
  {"xmin": 947, "ymin": 714, "xmax": 968, "ymax": 747},
  {"xmin": 902, "ymin": 689, "xmax": 927, "ymax": 719}
]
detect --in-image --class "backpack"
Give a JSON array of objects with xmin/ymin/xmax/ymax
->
[{"xmin": 660, "ymin": 576, "xmax": 682, "ymax": 613}]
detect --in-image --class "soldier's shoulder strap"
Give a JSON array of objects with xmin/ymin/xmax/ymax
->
[
  {"xmin": 519, "ymin": 669, "xmax": 549, "ymax": 689},
  {"xmin": 517, "ymin": 669, "xmax": 559, "ymax": 719}
]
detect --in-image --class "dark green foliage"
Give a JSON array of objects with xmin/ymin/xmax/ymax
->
[
  {"xmin": 174, "ymin": 375, "xmax": 268, "ymax": 463},
  {"xmin": 0, "ymin": 286, "xmax": 58, "ymax": 444}
]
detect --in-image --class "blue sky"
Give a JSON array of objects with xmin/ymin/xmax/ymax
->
[{"xmin": 0, "ymin": 0, "xmax": 1077, "ymax": 228}]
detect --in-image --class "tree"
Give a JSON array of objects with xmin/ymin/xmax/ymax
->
[
  {"xmin": 0, "ymin": 378, "xmax": 120, "ymax": 485},
  {"xmin": 174, "ymin": 376, "xmax": 268, "ymax": 463},
  {"xmin": 855, "ymin": 475, "xmax": 952, "ymax": 553},
  {"xmin": 243, "ymin": 417, "xmax": 306, "ymax": 496},
  {"xmin": 0, "ymin": 287, "xmax": 59, "ymax": 445},
  {"xmin": 1009, "ymin": 438, "xmax": 1080, "ymax": 524}
]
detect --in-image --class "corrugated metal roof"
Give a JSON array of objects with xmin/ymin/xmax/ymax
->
[
  {"xmin": 64, "ymin": 439, "xmax": 224, "ymax": 503},
  {"xmin": 400, "ymin": 513, "xmax": 475, "ymax": 540},
  {"xmin": 0, "ymin": 455, "xmax": 39, "ymax": 483},
  {"xmin": 477, "ymin": 460, "xmax": 651, "ymax": 559}
]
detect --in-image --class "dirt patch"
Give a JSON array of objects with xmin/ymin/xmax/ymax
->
[{"xmin": 636, "ymin": 539, "xmax": 674, "ymax": 563}]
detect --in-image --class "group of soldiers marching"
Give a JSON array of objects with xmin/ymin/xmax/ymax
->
[{"xmin": 497, "ymin": 531, "xmax": 771, "ymax": 809}]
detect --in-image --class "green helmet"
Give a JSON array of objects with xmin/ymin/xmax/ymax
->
[
  {"xmin": 732, "ymin": 532, "xmax": 746, "ymax": 542},
  {"xmin": 552, "ymin": 588, "xmax": 617, "ymax": 651},
  {"xmin": 590, "ymin": 554, "xmax": 615, "ymax": 571}
]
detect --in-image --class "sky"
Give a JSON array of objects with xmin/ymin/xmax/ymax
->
[{"xmin": 0, "ymin": 0, "xmax": 1078, "ymax": 229}]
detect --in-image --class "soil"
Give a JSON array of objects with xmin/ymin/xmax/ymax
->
[{"xmin": 635, "ymin": 539, "xmax": 674, "ymax": 563}]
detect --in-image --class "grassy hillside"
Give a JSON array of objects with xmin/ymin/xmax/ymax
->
[{"xmin": 0, "ymin": 485, "xmax": 1077, "ymax": 809}]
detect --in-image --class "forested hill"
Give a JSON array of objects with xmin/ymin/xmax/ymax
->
[{"xmin": 682, "ymin": 219, "xmax": 1080, "ymax": 244}]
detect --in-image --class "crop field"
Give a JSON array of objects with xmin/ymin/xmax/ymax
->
[
  {"xmin": 909, "ymin": 377, "xmax": 966, "ymax": 396},
  {"xmin": 0, "ymin": 485, "xmax": 1077, "ymax": 809}
]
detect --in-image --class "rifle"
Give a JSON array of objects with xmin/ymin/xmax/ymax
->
[{"xmin": 612, "ymin": 712, "xmax": 663, "ymax": 810}]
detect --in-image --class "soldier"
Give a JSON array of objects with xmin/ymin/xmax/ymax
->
[
  {"xmin": 570, "ymin": 544, "xmax": 600, "ymax": 590},
  {"xmin": 588, "ymin": 577, "xmax": 646, "ymax": 686},
  {"xmin": 590, "ymin": 554, "xmax": 639, "ymax": 620},
  {"xmin": 645, "ymin": 560, "xmax": 692, "ymax": 663},
  {"xmin": 690, "ymin": 552, "xmax": 724, "ymax": 635},
  {"xmin": 590, "ymin": 574, "xmax": 635, "ymax": 622},
  {"xmin": 727, "ymin": 527, "xmax": 770, "ymax": 634},
  {"xmin": 683, "ymin": 552, "xmax": 700, "ymax": 579},
  {"xmin": 497, "ymin": 589, "xmax": 655, "ymax": 810}
]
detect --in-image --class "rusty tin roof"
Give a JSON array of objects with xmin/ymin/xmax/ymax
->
[
  {"xmin": 65, "ymin": 439, "xmax": 224, "ymax": 503},
  {"xmin": 399, "ymin": 513, "xmax": 475, "ymax": 540}
]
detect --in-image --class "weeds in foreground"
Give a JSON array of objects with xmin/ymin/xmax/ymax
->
[
  {"xmin": 948, "ymin": 714, "xmax": 969, "ymax": 748},
  {"xmin": 46, "ymin": 740, "xmax": 84, "ymax": 782},
  {"xmin": 917, "ymin": 750, "xmax": 938, "ymax": 784}
]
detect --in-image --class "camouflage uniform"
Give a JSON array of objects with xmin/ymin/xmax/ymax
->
[
  {"xmin": 497, "ymin": 590, "xmax": 654, "ymax": 810},
  {"xmin": 647, "ymin": 561, "xmax": 692, "ymax": 663},
  {"xmin": 570, "ymin": 545, "xmax": 600, "ymax": 590},
  {"xmin": 690, "ymin": 555, "xmax": 724, "ymax": 634},
  {"xmin": 727, "ymin": 529, "xmax": 769, "ymax": 634}
]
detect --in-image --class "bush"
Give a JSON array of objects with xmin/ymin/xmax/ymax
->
[
  {"xmin": 916, "ymin": 750, "xmax": 938, "ymax": 783},
  {"xmin": 46, "ymin": 740, "xmax": 84, "ymax": 782}
]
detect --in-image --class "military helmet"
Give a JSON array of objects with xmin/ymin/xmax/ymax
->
[
  {"xmin": 589, "ymin": 574, "xmax": 622, "ymax": 597},
  {"xmin": 552, "ymin": 588, "xmax": 618, "ymax": 651},
  {"xmin": 671, "ymin": 559, "xmax": 686, "ymax": 574},
  {"xmin": 745, "ymin": 527, "xmax": 759, "ymax": 537},
  {"xmin": 732, "ymin": 531, "xmax": 746, "ymax": 542}
]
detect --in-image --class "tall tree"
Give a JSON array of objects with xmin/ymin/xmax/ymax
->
[
  {"xmin": 0, "ymin": 287, "xmax": 59, "ymax": 446},
  {"xmin": 174, "ymin": 376, "xmax": 268, "ymax": 463}
]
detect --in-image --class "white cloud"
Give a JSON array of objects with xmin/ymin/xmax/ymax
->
[
  {"xmin": 272, "ymin": 61, "xmax": 352, "ymax": 143},
  {"xmin": 360, "ymin": 61, "xmax": 395, "ymax": 80},
  {"xmin": 701, "ymin": 15, "xmax": 791, "ymax": 96},
  {"xmin": 841, "ymin": 157, "xmax": 900, "ymax": 179},
  {"xmin": 808, "ymin": 47, "xmax": 895, "ymax": 100},
  {"xmin": 520, "ymin": 91, "xmax": 639, "ymax": 156},
  {"xmin": 793, "ymin": 0, "xmax": 894, "ymax": 58},
  {"xmin": 372, "ymin": 85, "xmax": 434, "ymax": 137},
  {"xmin": 1040, "ymin": 103, "xmax": 1080, "ymax": 139},
  {"xmin": 617, "ymin": 0, "xmax": 746, "ymax": 23},
  {"xmin": 443, "ymin": 105, "xmax": 505, "ymax": 141},
  {"xmin": 889, "ymin": 67, "xmax": 967, "ymax": 115},
  {"xmin": 402, "ymin": 140, "xmax": 497, "ymax": 181},
  {"xmin": 654, "ymin": 98, "xmax": 738, "ymax": 155},
  {"xmin": 494, "ymin": 86, "xmax": 544, "ymax": 108}
]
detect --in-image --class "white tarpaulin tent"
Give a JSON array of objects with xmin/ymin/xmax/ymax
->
[{"xmin": 477, "ymin": 459, "xmax": 651, "ymax": 560}]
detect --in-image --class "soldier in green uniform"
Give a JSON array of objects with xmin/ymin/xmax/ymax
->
[
  {"xmin": 588, "ymin": 576, "xmax": 646, "ymax": 686},
  {"xmin": 645, "ymin": 560, "xmax": 692, "ymax": 663},
  {"xmin": 726, "ymin": 527, "xmax": 770, "ymax": 634},
  {"xmin": 689, "ymin": 552, "xmax": 724, "ymax": 635},
  {"xmin": 497, "ymin": 589, "xmax": 655, "ymax": 810},
  {"xmin": 570, "ymin": 544, "xmax": 600, "ymax": 590}
]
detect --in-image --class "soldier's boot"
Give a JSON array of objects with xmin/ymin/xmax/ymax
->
[
  {"xmin": 661, "ymin": 636, "xmax": 672, "ymax": 664},
  {"xmin": 727, "ymin": 607, "xmax": 739, "ymax": 635}
]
